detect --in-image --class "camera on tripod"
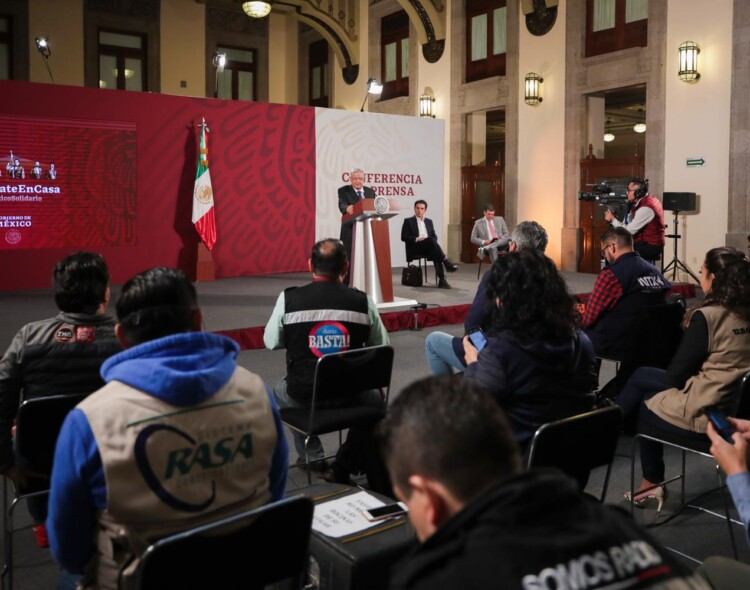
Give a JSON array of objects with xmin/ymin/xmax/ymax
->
[
  {"xmin": 579, "ymin": 179, "xmax": 629, "ymax": 220},
  {"xmin": 578, "ymin": 180, "xmax": 627, "ymax": 204}
]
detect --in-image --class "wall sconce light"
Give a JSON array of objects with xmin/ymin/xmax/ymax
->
[
  {"xmin": 603, "ymin": 132, "xmax": 615, "ymax": 143},
  {"xmin": 633, "ymin": 123, "xmax": 647, "ymax": 133},
  {"xmin": 34, "ymin": 36, "xmax": 54, "ymax": 83},
  {"xmin": 242, "ymin": 1, "xmax": 272, "ymax": 18},
  {"xmin": 419, "ymin": 88, "xmax": 435, "ymax": 118},
  {"xmin": 678, "ymin": 41, "xmax": 700, "ymax": 83},
  {"xmin": 212, "ymin": 51, "xmax": 227, "ymax": 99},
  {"xmin": 360, "ymin": 77, "xmax": 383, "ymax": 112},
  {"xmin": 524, "ymin": 73, "xmax": 543, "ymax": 106}
]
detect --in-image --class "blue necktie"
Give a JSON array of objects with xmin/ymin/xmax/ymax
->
[{"xmin": 357, "ymin": 190, "xmax": 363, "ymax": 200}]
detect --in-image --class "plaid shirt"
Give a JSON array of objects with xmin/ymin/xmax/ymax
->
[{"xmin": 582, "ymin": 269, "xmax": 622, "ymax": 329}]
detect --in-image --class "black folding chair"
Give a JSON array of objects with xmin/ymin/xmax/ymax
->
[
  {"xmin": 630, "ymin": 370, "xmax": 750, "ymax": 560},
  {"xmin": 526, "ymin": 406, "xmax": 623, "ymax": 502},
  {"xmin": 281, "ymin": 345, "xmax": 394, "ymax": 484},
  {"xmin": 2, "ymin": 393, "xmax": 87, "ymax": 590},
  {"xmin": 135, "ymin": 495, "xmax": 314, "ymax": 590}
]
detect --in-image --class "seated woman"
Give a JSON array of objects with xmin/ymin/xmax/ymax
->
[
  {"xmin": 463, "ymin": 250, "xmax": 598, "ymax": 449},
  {"xmin": 617, "ymin": 247, "xmax": 750, "ymax": 514}
]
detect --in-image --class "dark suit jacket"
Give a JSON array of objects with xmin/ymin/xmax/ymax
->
[
  {"xmin": 338, "ymin": 184, "xmax": 376, "ymax": 264},
  {"xmin": 401, "ymin": 216, "xmax": 438, "ymax": 261},
  {"xmin": 338, "ymin": 184, "xmax": 376, "ymax": 215}
]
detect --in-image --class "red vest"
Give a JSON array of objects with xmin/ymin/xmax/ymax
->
[{"xmin": 632, "ymin": 195, "xmax": 665, "ymax": 246}]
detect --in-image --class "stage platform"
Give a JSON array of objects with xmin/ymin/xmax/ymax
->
[{"xmin": 0, "ymin": 264, "xmax": 696, "ymax": 353}]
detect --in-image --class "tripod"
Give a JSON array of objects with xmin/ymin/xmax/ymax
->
[{"xmin": 662, "ymin": 210, "xmax": 700, "ymax": 284}]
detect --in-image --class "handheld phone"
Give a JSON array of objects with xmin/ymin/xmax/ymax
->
[
  {"xmin": 706, "ymin": 406, "xmax": 735, "ymax": 444},
  {"xmin": 362, "ymin": 502, "xmax": 408, "ymax": 522},
  {"xmin": 466, "ymin": 327, "xmax": 487, "ymax": 351}
]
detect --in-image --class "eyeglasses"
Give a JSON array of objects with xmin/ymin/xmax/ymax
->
[{"xmin": 600, "ymin": 243, "xmax": 614, "ymax": 258}]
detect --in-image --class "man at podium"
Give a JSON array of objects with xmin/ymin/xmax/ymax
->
[{"xmin": 338, "ymin": 168, "xmax": 376, "ymax": 271}]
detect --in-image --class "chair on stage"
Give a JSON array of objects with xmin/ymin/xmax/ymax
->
[
  {"xmin": 135, "ymin": 496, "xmax": 314, "ymax": 590},
  {"xmin": 476, "ymin": 248, "xmax": 491, "ymax": 279},
  {"xmin": 406, "ymin": 254, "xmax": 435, "ymax": 286},
  {"xmin": 2, "ymin": 393, "xmax": 87, "ymax": 590},
  {"xmin": 630, "ymin": 371, "xmax": 750, "ymax": 560},
  {"xmin": 280, "ymin": 345, "xmax": 394, "ymax": 484},
  {"xmin": 526, "ymin": 406, "xmax": 623, "ymax": 502}
]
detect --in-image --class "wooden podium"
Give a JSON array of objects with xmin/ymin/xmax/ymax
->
[{"xmin": 342, "ymin": 199, "xmax": 398, "ymax": 304}]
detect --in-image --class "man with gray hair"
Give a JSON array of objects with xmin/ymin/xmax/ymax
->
[
  {"xmin": 425, "ymin": 221, "xmax": 548, "ymax": 375},
  {"xmin": 338, "ymin": 168, "xmax": 376, "ymax": 283}
]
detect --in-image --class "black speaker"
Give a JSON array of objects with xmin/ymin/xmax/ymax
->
[{"xmin": 662, "ymin": 192, "xmax": 697, "ymax": 213}]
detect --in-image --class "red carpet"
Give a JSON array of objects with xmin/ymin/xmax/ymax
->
[{"xmin": 217, "ymin": 285, "xmax": 696, "ymax": 352}]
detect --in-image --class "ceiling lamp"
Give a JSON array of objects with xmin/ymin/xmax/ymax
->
[
  {"xmin": 603, "ymin": 133, "xmax": 615, "ymax": 142},
  {"xmin": 242, "ymin": 1, "xmax": 272, "ymax": 18},
  {"xmin": 633, "ymin": 123, "xmax": 647, "ymax": 133}
]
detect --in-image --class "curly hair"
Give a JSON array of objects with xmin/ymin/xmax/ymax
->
[
  {"xmin": 690, "ymin": 247, "xmax": 750, "ymax": 324},
  {"xmin": 487, "ymin": 250, "xmax": 578, "ymax": 342}
]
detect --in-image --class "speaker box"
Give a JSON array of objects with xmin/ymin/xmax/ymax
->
[{"xmin": 663, "ymin": 192, "xmax": 697, "ymax": 212}]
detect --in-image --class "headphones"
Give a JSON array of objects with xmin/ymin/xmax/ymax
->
[{"xmin": 631, "ymin": 177, "xmax": 649, "ymax": 199}]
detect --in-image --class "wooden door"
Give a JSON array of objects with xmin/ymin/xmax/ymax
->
[
  {"xmin": 461, "ymin": 164, "xmax": 505, "ymax": 263},
  {"xmin": 579, "ymin": 156, "xmax": 644, "ymax": 273}
]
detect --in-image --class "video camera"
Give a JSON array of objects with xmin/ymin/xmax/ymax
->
[{"xmin": 578, "ymin": 180, "xmax": 628, "ymax": 204}]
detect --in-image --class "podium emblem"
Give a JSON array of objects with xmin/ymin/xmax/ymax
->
[{"xmin": 374, "ymin": 196, "xmax": 390, "ymax": 215}]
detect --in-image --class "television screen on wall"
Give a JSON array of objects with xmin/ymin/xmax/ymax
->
[{"xmin": 0, "ymin": 114, "xmax": 136, "ymax": 249}]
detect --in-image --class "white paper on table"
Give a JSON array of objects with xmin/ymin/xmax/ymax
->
[{"xmin": 312, "ymin": 491, "xmax": 387, "ymax": 538}]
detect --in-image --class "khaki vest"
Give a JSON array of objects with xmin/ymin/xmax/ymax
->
[
  {"xmin": 645, "ymin": 306, "xmax": 750, "ymax": 432},
  {"xmin": 78, "ymin": 367, "xmax": 277, "ymax": 590}
]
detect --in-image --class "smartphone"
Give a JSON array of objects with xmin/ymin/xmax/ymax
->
[
  {"xmin": 706, "ymin": 406, "xmax": 735, "ymax": 444},
  {"xmin": 362, "ymin": 502, "xmax": 408, "ymax": 522},
  {"xmin": 466, "ymin": 327, "xmax": 487, "ymax": 351}
]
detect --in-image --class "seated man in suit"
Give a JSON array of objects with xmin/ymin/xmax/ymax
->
[
  {"xmin": 338, "ymin": 168, "xmax": 376, "ymax": 281},
  {"xmin": 401, "ymin": 199, "xmax": 458, "ymax": 290},
  {"xmin": 470, "ymin": 203, "xmax": 510, "ymax": 263},
  {"xmin": 47, "ymin": 266, "xmax": 288, "ymax": 589}
]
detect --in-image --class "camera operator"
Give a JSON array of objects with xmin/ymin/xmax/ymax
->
[{"xmin": 604, "ymin": 177, "xmax": 665, "ymax": 263}]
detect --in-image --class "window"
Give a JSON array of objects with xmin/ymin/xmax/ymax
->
[
  {"xmin": 586, "ymin": 0, "xmax": 647, "ymax": 57},
  {"xmin": 380, "ymin": 11, "xmax": 409, "ymax": 100},
  {"xmin": 309, "ymin": 39, "xmax": 328, "ymax": 107},
  {"xmin": 98, "ymin": 30, "xmax": 146, "ymax": 91},
  {"xmin": 0, "ymin": 16, "xmax": 11, "ymax": 80},
  {"xmin": 216, "ymin": 46, "xmax": 257, "ymax": 101},
  {"xmin": 466, "ymin": 0, "xmax": 506, "ymax": 83}
]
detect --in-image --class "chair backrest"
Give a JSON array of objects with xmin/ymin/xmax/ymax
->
[
  {"xmin": 312, "ymin": 345, "xmax": 394, "ymax": 404},
  {"xmin": 136, "ymin": 495, "xmax": 314, "ymax": 590},
  {"xmin": 526, "ymin": 406, "xmax": 623, "ymax": 501},
  {"xmin": 16, "ymin": 393, "xmax": 88, "ymax": 479},
  {"xmin": 732, "ymin": 370, "xmax": 750, "ymax": 419}
]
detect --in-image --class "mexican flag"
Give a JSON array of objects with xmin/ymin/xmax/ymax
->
[{"xmin": 192, "ymin": 118, "xmax": 217, "ymax": 250}]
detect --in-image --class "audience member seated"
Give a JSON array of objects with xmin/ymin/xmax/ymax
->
[
  {"xmin": 708, "ymin": 417, "xmax": 750, "ymax": 546},
  {"xmin": 264, "ymin": 238, "xmax": 391, "ymax": 493},
  {"xmin": 401, "ymin": 199, "xmax": 458, "ymax": 289},
  {"xmin": 470, "ymin": 203, "xmax": 510, "ymax": 263},
  {"xmin": 617, "ymin": 247, "xmax": 750, "ymax": 514},
  {"xmin": 462, "ymin": 250, "xmax": 598, "ymax": 449},
  {"xmin": 377, "ymin": 375, "xmax": 711, "ymax": 590},
  {"xmin": 424, "ymin": 221, "xmax": 548, "ymax": 375},
  {"xmin": 0, "ymin": 252, "xmax": 120, "ymax": 548},
  {"xmin": 47, "ymin": 267, "xmax": 288, "ymax": 590},
  {"xmin": 583, "ymin": 227, "xmax": 671, "ymax": 359}
]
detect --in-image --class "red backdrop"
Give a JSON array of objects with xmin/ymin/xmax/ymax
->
[{"xmin": 0, "ymin": 80, "xmax": 316, "ymax": 290}]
